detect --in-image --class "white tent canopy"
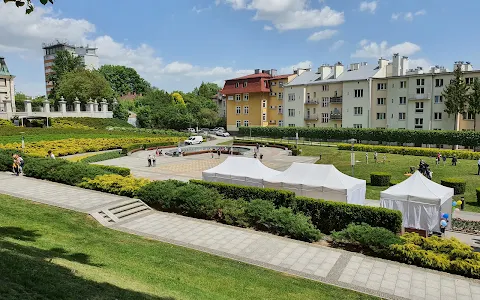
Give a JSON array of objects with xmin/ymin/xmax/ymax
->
[
  {"xmin": 202, "ymin": 156, "xmax": 281, "ymax": 187},
  {"xmin": 263, "ymin": 163, "xmax": 366, "ymax": 205},
  {"xmin": 380, "ymin": 171, "xmax": 454, "ymax": 232}
]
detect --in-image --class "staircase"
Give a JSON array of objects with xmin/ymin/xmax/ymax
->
[{"xmin": 90, "ymin": 199, "xmax": 152, "ymax": 226}]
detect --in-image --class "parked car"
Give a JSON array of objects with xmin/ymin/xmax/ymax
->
[
  {"xmin": 213, "ymin": 127, "xmax": 225, "ymax": 132},
  {"xmin": 186, "ymin": 128, "xmax": 196, "ymax": 133},
  {"xmin": 216, "ymin": 131, "xmax": 230, "ymax": 137},
  {"xmin": 184, "ymin": 136, "xmax": 204, "ymax": 145},
  {"xmin": 199, "ymin": 128, "xmax": 210, "ymax": 134}
]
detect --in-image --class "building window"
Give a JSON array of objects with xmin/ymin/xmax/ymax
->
[
  {"xmin": 313, "ymin": 92, "xmax": 317, "ymax": 98},
  {"xmin": 288, "ymin": 124, "xmax": 295, "ymax": 127},
  {"xmin": 322, "ymin": 113, "xmax": 329, "ymax": 123},
  {"xmin": 243, "ymin": 81, "xmax": 247, "ymax": 88},
  {"xmin": 435, "ymin": 79, "xmax": 444, "ymax": 87},
  {"xmin": 306, "ymin": 93, "xmax": 311, "ymax": 101},
  {"xmin": 354, "ymin": 107, "xmax": 363, "ymax": 115},
  {"xmin": 434, "ymin": 95, "xmax": 443, "ymax": 104},
  {"xmin": 464, "ymin": 112, "xmax": 475, "ymax": 120},
  {"xmin": 399, "ymin": 112, "xmax": 406, "ymax": 120},
  {"xmin": 235, "ymin": 82, "xmax": 239, "ymax": 88},
  {"xmin": 278, "ymin": 92, "xmax": 283, "ymax": 100},
  {"xmin": 353, "ymin": 124, "xmax": 363, "ymax": 129},
  {"xmin": 243, "ymin": 93, "xmax": 249, "ymax": 101},
  {"xmin": 227, "ymin": 95, "xmax": 233, "ymax": 101},
  {"xmin": 236, "ymin": 106, "xmax": 241, "ymax": 114},
  {"xmin": 278, "ymin": 105, "xmax": 283, "ymax": 114},
  {"xmin": 262, "ymin": 113, "xmax": 266, "ymax": 121},
  {"xmin": 235, "ymin": 94, "xmax": 241, "ymax": 101},
  {"xmin": 288, "ymin": 109, "xmax": 295, "ymax": 117},
  {"xmin": 288, "ymin": 93, "xmax": 295, "ymax": 101},
  {"xmin": 377, "ymin": 98, "xmax": 385, "ymax": 105},
  {"xmin": 278, "ymin": 120, "xmax": 284, "ymax": 127},
  {"xmin": 434, "ymin": 112, "xmax": 442, "ymax": 120},
  {"xmin": 262, "ymin": 99, "xmax": 267, "ymax": 108},
  {"xmin": 377, "ymin": 83, "xmax": 386, "ymax": 90},
  {"xmin": 322, "ymin": 85, "xmax": 329, "ymax": 91},
  {"xmin": 415, "ymin": 102, "xmax": 424, "ymax": 113},
  {"xmin": 354, "ymin": 89, "xmax": 364, "ymax": 98},
  {"xmin": 398, "ymin": 97, "xmax": 406, "ymax": 105},
  {"xmin": 236, "ymin": 120, "xmax": 241, "ymax": 127},
  {"xmin": 417, "ymin": 79, "xmax": 425, "ymax": 86},
  {"xmin": 416, "ymin": 87, "xmax": 425, "ymax": 94},
  {"xmin": 415, "ymin": 118, "xmax": 423, "ymax": 129},
  {"xmin": 400, "ymin": 81, "xmax": 407, "ymax": 88},
  {"xmin": 244, "ymin": 120, "xmax": 249, "ymax": 127},
  {"xmin": 0, "ymin": 78, "xmax": 6, "ymax": 87},
  {"xmin": 376, "ymin": 113, "xmax": 386, "ymax": 120},
  {"xmin": 466, "ymin": 77, "xmax": 474, "ymax": 85},
  {"xmin": 243, "ymin": 106, "xmax": 249, "ymax": 115},
  {"xmin": 322, "ymin": 97, "xmax": 329, "ymax": 107}
]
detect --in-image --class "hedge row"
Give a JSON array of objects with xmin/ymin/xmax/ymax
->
[
  {"xmin": 441, "ymin": 178, "xmax": 466, "ymax": 195},
  {"xmin": 79, "ymin": 174, "xmax": 150, "ymax": 198},
  {"xmin": 233, "ymin": 139, "xmax": 299, "ymax": 156},
  {"xmin": 338, "ymin": 143, "xmax": 480, "ymax": 160},
  {"xmin": 80, "ymin": 151, "xmax": 123, "ymax": 163},
  {"xmin": 370, "ymin": 172, "xmax": 391, "ymax": 187},
  {"xmin": 190, "ymin": 180, "xmax": 402, "ymax": 234},
  {"xmin": 121, "ymin": 142, "xmax": 179, "ymax": 154},
  {"xmin": 52, "ymin": 117, "xmax": 133, "ymax": 129},
  {"xmin": 239, "ymin": 126, "xmax": 480, "ymax": 147}
]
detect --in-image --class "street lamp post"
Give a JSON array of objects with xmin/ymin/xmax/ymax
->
[
  {"xmin": 348, "ymin": 138, "xmax": 356, "ymax": 176},
  {"xmin": 20, "ymin": 132, "xmax": 25, "ymax": 150}
]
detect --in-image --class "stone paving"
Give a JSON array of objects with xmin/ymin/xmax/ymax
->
[{"xmin": 1, "ymin": 172, "xmax": 480, "ymax": 300}]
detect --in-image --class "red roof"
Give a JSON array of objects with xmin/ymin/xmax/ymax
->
[
  {"xmin": 222, "ymin": 72, "xmax": 292, "ymax": 94},
  {"xmin": 270, "ymin": 74, "xmax": 293, "ymax": 80}
]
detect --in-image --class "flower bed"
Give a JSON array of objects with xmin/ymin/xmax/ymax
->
[{"xmin": 452, "ymin": 218, "xmax": 480, "ymax": 235}]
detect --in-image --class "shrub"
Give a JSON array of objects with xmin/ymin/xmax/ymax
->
[
  {"xmin": 232, "ymin": 139, "xmax": 299, "ymax": 156},
  {"xmin": 370, "ymin": 172, "xmax": 392, "ymax": 186},
  {"xmin": 80, "ymin": 151, "xmax": 123, "ymax": 163},
  {"xmin": 137, "ymin": 180, "xmax": 187, "ymax": 210},
  {"xmin": 477, "ymin": 188, "xmax": 480, "ymax": 205},
  {"xmin": 331, "ymin": 223, "xmax": 402, "ymax": 254},
  {"xmin": 95, "ymin": 165, "xmax": 130, "ymax": 176},
  {"xmin": 51, "ymin": 117, "xmax": 133, "ymax": 130},
  {"xmin": 173, "ymin": 184, "xmax": 222, "ymax": 219},
  {"xmin": 441, "ymin": 178, "xmax": 466, "ymax": 195},
  {"xmin": 78, "ymin": 174, "xmax": 150, "ymax": 197},
  {"xmin": 0, "ymin": 119, "xmax": 14, "ymax": 127},
  {"xmin": 220, "ymin": 199, "xmax": 249, "ymax": 228}
]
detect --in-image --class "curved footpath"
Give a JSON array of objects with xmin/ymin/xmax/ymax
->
[{"xmin": 0, "ymin": 172, "xmax": 479, "ymax": 300}]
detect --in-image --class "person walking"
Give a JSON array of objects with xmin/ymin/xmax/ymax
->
[
  {"xmin": 477, "ymin": 158, "xmax": 480, "ymax": 175},
  {"xmin": 374, "ymin": 151, "xmax": 378, "ymax": 163},
  {"xmin": 382, "ymin": 153, "xmax": 386, "ymax": 163},
  {"xmin": 147, "ymin": 155, "xmax": 152, "ymax": 167},
  {"xmin": 152, "ymin": 155, "xmax": 156, "ymax": 167},
  {"xmin": 47, "ymin": 150, "xmax": 55, "ymax": 159},
  {"xmin": 217, "ymin": 149, "xmax": 221, "ymax": 158},
  {"xmin": 365, "ymin": 152, "xmax": 369, "ymax": 164},
  {"xmin": 17, "ymin": 154, "xmax": 24, "ymax": 173},
  {"xmin": 452, "ymin": 155, "xmax": 457, "ymax": 166},
  {"xmin": 436, "ymin": 153, "xmax": 441, "ymax": 166},
  {"xmin": 442, "ymin": 154, "xmax": 447, "ymax": 166}
]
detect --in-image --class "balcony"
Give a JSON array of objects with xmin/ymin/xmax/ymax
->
[
  {"xmin": 278, "ymin": 111, "xmax": 283, "ymax": 115},
  {"xmin": 330, "ymin": 96, "xmax": 343, "ymax": 104},
  {"xmin": 330, "ymin": 112, "xmax": 342, "ymax": 120},
  {"xmin": 408, "ymin": 93, "xmax": 431, "ymax": 100},
  {"xmin": 304, "ymin": 113, "xmax": 319, "ymax": 121},
  {"xmin": 305, "ymin": 99, "xmax": 319, "ymax": 105},
  {"xmin": 269, "ymin": 120, "xmax": 276, "ymax": 124}
]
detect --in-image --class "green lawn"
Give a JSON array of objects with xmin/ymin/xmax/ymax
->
[
  {"xmin": 298, "ymin": 145, "xmax": 480, "ymax": 212},
  {"xmin": 0, "ymin": 195, "xmax": 376, "ymax": 300}
]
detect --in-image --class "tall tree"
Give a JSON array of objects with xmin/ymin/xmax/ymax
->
[
  {"xmin": 197, "ymin": 82, "xmax": 221, "ymax": 98},
  {"xmin": 3, "ymin": 0, "xmax": 53, "ymax": 14},
  {"xmin": 442, "ymin": 66, "xmax": 469, "ymax": 130},
  {"xmin": 98, "ymin": 65, "xmax": 151, "ymax": 96},
  {"xmin": 48, "ymin": 50, "xmax": 85, "ymax": 99},
  {"xmin": 468, "ymin": 78, "xmax": 480, "ymax": 131},
  {"xmin": 56, "ymin": 69, "xmax": 114, "ymax": 104}
]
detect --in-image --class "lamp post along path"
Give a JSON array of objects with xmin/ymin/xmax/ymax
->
[{"xmin": 349, "ymin": 138, "xmax": 356, "ymax": 177}]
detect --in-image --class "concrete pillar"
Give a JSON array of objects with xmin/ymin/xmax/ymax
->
[
  {"xmin": 3, "ymin": 96, "xmax": 12, "ymax": 113},
  {"xmin": 24, "ymin": 99, "xmax": 32, "ymax": 115},
  {"xmin": 87, "ymin": 98, "xmax": 94, "ymax": 112},
  {"xmin": 74, "ymin": 97, "xmax": 81, "ymax": 113},
  {"xmin": 93, "ymin": 100, "xmax": 99, "ymax": 112},
  {"xmin": 112, "ymin": 98, "xmax": 118, "ymax": 110},
  {"xmin": 43, "ymin": 99, "xmax": 50, "ymax": 113},
  {"xmin": 59, "ymin": 96, "xmax": 67, "ymax": 114},
  {"xmin": 101, "ymin": 98, "xmax": 108, "ymax": 111}
]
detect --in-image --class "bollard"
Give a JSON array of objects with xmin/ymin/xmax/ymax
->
[{"xmin": 461, "ymin": 196, "xmax": 465, "ymax": 210}]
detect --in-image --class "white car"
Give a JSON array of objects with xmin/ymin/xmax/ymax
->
[
  {"xmin": 184, "ymin": 136, "xmax": 204, "ymax": 145},
  {"xmin": 216, "ymin": 131, "xmax": 230, "ymax": 137}
]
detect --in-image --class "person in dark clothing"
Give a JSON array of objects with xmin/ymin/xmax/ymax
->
[
  {"xmin": 452, "ymin": 155, "xmax": 457, "ymax": 166},
  {"xmin": 217, "ymin": 149, "xmax": 221, "ymax": 158}
]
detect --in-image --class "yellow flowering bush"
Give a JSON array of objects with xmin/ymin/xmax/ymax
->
[
  {"xmin": 0, "ymin": 137, "xmax": 183, "ymax": 157},
  {"xmin": 0, "ymin": 119, "xmax": 14, "ymax": 127},
  {"xmin": 79, "ymin": 174, "xmax": 150, "ymax": 197},
  {"xmin": 51, "ymin": 119, "xmax": 93, "ymax": 130}
]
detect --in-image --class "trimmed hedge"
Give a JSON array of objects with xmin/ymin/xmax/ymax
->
[
  {"xmin": 233, "ymin": 139, "xmax": 299, "ymax": 156},
  {"xmin": 441, "ymin": 178, "xmax": 466, "ymax": 195},
  {"xmin": 79, "ymin": 174, "xmax": 150, "ymax": 198},
  {"xmin": 338, "ymin": 143, "xmax": 480, "ymax": 160},
  {"xmin": 190, "ymin": 180, "xmax": 402, "ymax": 234},
  {"xmin": 80, "ymin": 151, "xmax": 123, "ymax": 163},
  {"xmin": 477, "ymin": 187, "xmax": 480, "ymax": 205},
  {"xmin": 121, "ymin": 142, "xmax": 177, "ymax": 154},
  {"xmin": 239, "ymin": 126, "xmax": 480, "ymax": 147},
  {"xmin": 51, "ymin": 117, "xmax": 133, "ymax": 129},
  {"xmin": 95, "ymin": 165, "xmax": 131, "ymax": 177},
  {"xmin": 370, "ymin": 172, "xmax": 391, "ymax": 187}
]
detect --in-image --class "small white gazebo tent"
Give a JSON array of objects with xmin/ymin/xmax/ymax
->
[
  {"xmin": 263, "ymin": 163, "xmax": 366, "ymax": 205},
  {"xmin": 202, "ymin": 156, "xmax": 281, "ymax": 187},
  {"xmin": 380, "ymin": 171, "xmax": 454, "ymax": 232}
]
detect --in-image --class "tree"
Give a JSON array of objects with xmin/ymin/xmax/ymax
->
[
  {"xmin": 171, "ymin": 92, "xmax": 186, "ymax": 107},
  {"xmin": 442, "ymin": 66, "xmax": 469, "ymax": 130},
  {"xmin": 197, "ymin": 82, "xmax": 221, "ymax": 99},
  {"xmin": 14, "ymin": 92, "xmax": 29, "ymax": 111},
  {"xmin": 468, "ymin": 78, "xmax": 480, "ymax": 131},
  {"xmin": 48, "ymin": 50, "xmax": 85, "ymax": 99},
  {"xmin": 56, "ymin": 69, "xmax": 114, "ymax": 104},
  {"xmin": 3, "ymin": 0, "xmax": 53, "ymax": 14},
  {"xmin": 113, "ymin": 102, "xmax": 130, "ymax": 121},
  {"xmin": 98, "ymin": 65, "xmax": 151, "ymax": 96}
]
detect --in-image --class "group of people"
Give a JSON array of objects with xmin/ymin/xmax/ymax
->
[
  {"xmin": 365, "ymin": 151, "xmax": 386, "ymax": 164},
  {"xmin": 147, "ymin": 148, "xmax": 163, "ymax": 167},
  {"xmin": 253, "ymin": 143, "xmax": 264, "ymax": 160}
]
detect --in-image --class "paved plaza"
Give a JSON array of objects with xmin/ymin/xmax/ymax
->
[{"xmin": 0, "ymin": 172, "xmax": 479, "ymax": 300}]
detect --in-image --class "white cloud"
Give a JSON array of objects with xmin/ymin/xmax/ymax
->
[
  {"xmin": 307, "ymin": 29, "xmax": 337, "ymax": 41},
  {"xmin": 192, "ymin": 6, "xmax": 211, "ymax": 14},
  {"xmin": 409, "ymin": 58, "xmax": 432, "ymax": 70},
  {"xmin": 0, "ymin": 5, "xmax": 249, "ymax": 95},
  {"xmin": 391, "ymin": 10, "xmax": 426, "ymax": 21},
  {"xmin": 279, "ymin": 60, "xmax": 312, "ymax": 74},
  {"xmin": 391, "ymin": 13, "xmax": 400, "ymax": 20},
  {"xmin": 218, "ymin": 0, "xmax": 344, "ymax": 31},
  {"xmin": 351, "ymin": 40, "xmax": 421, "ymax": 58},
  {"xmin": 263, "ymin": 25, "xmax": 273, "ymax": 31},
  {"xmin": 415, "ymin": 9, "xmax": 426, "ymax": 16},
  {"xmin": 329, "ymin": 40, "xmax": 345, "ymax": 51},
  {"xmin": 359, "ymin": 1, "xmax": 377, "ymax": 14}
]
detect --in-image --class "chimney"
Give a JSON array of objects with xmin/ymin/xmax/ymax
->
[
  {"xmin": 401, "ymin": 56, "xmax": 409, "ymax": 75},
  {"xmin": 295, "ymin": 68, "xmax": 307, "ymax": 76},
  {"xmin": 378, "ymin": 58, "xmax": 389, "ymax": 69},
  {"xmin": 270, "ymin": 69, "xmax": 277, "ymax": 77},
  {"xmin": 392, "ymin": 53, "xmax": 401, "ymax": 76},
  {"xmin": 318, "ymin": 64, "xmax": 332, "ymax": 80},
  {"xmin": 262, "ymin": 69, "xmax": 269, "ymax": 74},
  {"xmin": 333, "ymin": 62, "xmax": 344, "ymax": 79},
  {"xmin": 254, "ymin": 69, "xmax": 260, "ymax": 74}
]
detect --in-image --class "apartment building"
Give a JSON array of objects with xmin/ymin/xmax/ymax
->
[
  {"xmin": 211, "ymin": 91, "xmax": 226, "ymax": 118},
  {"xmin": 0, "ymin": 57, "xmax": 15, "ymax": 117},
  {"xmin": 223, "ymin": 69, "xmax": 296, "ymax": 131},
  {"xmin": 43, "ymin": 41, "xmax": 99, "ymax": 96}
]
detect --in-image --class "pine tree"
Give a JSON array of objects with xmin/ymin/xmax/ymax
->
[{"xmin": 442, "ymin": 66, "xmax": 469, "ymax": 130}]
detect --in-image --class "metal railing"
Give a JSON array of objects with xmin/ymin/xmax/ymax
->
[
  {"xmin": 330, "ymin": 113, "xmax": 342, "ymax": 120},
  {"xmin": 330, "ymin": 96, "xmax": 343, "ymax": 103},
  {"xmin": 408, "ymin": 93, "xmax": 431, "ymax": 100},
  {"xmin": 305, "ymin": 100, "xmax": 319, "ymax": 105},
  {"xmin": 304, "ymin": 113, "xmax": 319, "ymax": 120}
]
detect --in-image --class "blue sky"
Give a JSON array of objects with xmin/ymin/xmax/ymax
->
[{"xmin": 1, "ymin": 0, "xmax": 479, "ymax": 97}]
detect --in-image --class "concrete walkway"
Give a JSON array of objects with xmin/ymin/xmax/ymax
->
[{"xmin": 0, "ymin": 173, "xmax": 479, "ymax": 300}]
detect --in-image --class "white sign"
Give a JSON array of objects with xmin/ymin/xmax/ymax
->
[{"xmin": 351, "ymin": 153, "xmax": 355, "ymax": 166}]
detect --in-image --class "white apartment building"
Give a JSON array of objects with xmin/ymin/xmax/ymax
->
[{"xmin": 0, "ymin": 57, "xmax": 15, "ymax": 118}]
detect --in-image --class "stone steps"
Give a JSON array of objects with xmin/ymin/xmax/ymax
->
[{"xmin": 90, "ymin": 199, "xmax": 152, "ymax": 226}]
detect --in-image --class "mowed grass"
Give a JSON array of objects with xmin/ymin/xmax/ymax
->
[
  {"xmin": 0, "ymin": 195, "xmax": 376, "ymax": 300},
  {"xmin": 298, "ymin": 145, "xmax": 480, "ymax": 212}
]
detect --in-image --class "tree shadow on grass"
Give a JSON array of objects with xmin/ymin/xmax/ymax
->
[{"xmin": 0, "ymin": 227, "xmax": 175, "ymax": 299}]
